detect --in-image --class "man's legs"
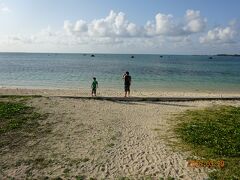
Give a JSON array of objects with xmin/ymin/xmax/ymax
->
[
  {"xmin": 124, "ymin": 85, "xmax": 127, "ymax": 97},
  {"xmin": 127, "ymin": 90, "xmax": 130, "ymax": 97},
  {"xmin": 124, "ymin": 85, "xmax": 130, "ymax": 97}
]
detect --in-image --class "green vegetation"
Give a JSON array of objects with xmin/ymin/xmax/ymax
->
[
  {"xmin": 111, "ymin": 135, "xmax": 117, "ymax": 140},
  {"xmin": 0, "ymin": 97, "xmax": 47, "ymax": 150},
  {"xmin": 107, "ymin": 143, "xmax": 115, "ymax": 148},
  {"xmin": 82, "ymin": 157, "xmax": 90, "ymax": 162},
  {"xmin": 0, "ymin": 95, "xmax": 42, "ymax": 99},
  {"xmin": 75, "ymin": 175, "xmax": 87, "ymax": 180},
  {"xmin": 175, "ymin": 105, "xmax": 240, "ymax": 179},
  {"xmin": 63, "ymin": 168, "xmax": 71, "ymax": 174},
  {"xmin": 117, "ymin": 176, "xmax": 174, "ymax": 180},
  {"xmin": 118, "ymin": 177, "xmax": 131, "ymax": 180},
  {"xmin": 0, "ymin": 101, "xmax": 40, "ymax": 134}
]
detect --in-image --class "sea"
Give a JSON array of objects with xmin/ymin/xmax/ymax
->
[{"xmin": 0, "ymin": 53, "xmax": 240, "ymax": 92}]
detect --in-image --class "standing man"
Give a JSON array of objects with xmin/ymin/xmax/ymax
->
[
  {"xmin": 91, "ymin": 77, "xmax": 98, "ymax": 96},
  {"xmin": 122, "ymin": 71, "xmax": 131, "ymax": 97}
]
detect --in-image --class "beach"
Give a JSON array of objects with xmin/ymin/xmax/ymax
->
[
  {"xmin": 1, "ymin": 87, "xmax": 240, "ymax": 98},
  {"xmin": 1, "ymin": 87, "xmax": 240, "ymax": 179},
  {"xmin": 1, "ymin": 1, "xmax": 240, "ymax": 178}
]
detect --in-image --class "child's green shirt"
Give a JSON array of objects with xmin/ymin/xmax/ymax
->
[{"xmin": 92, "ymin": 80, "xmax": 98, "ymax": 89}]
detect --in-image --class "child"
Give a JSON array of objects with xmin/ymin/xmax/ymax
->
[{"xmin": 91, "ymin": 77, "xmax": 98, "ymax": 96}]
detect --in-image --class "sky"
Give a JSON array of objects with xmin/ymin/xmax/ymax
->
[{"xmin": 0, "ymin": 0, "xmax": 240, "ymax": 54}]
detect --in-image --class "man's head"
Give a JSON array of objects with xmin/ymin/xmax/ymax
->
[
  {"xmin": 126, "ymin": 71, "xmax": 129, "ymax": 75},
  {"xmin": 93, "ymin": 77, "xmax": 96, "ymax": 80}
]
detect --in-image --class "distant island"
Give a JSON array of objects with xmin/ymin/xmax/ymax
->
[{"xmin": 216, "ymin": 54, "xmax": 240, "ymax": 57}]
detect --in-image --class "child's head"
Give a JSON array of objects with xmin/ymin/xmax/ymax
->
[{"xmin": 93, "ymin": 77, "xmax": 96, "ymax": 80}]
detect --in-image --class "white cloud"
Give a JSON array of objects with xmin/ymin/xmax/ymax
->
[
  {"xmin": 7, "ymin": 27, "xmax": 64, "ymax": 46},
  {"xmin": 153, "ymin": 13, "xmax": 186, "ymax": 36},
  {"xmin": 64, "ymin": 10, "xmax": 140, "ymax": 38},
  {"xmin": 155, "ymin": 13, "xmax": 177, "ymax": 35},
  {"xmin": 144, "ymin": 9, "xmax": 206, "ymax": 37},
  {"xmin": 2, "ymin": 10, "xmax": 207, "ymax": 53},
  {"xmin": 64, "ymin": 20, "xmax": 88, "ymax": 35},
  {"xmin": 184, "ymin": 10, "xmax": 207, "ymax": 33},
  {"xmin": 8, "ymin": 35, "xmax": 35, "ymax": 44},
  {"xmin": 200, "ymin": 26, "xmax": 238, "ymax": 44},
  {"xmin": 144, "ymin": 21, "xmax": 156, "ymax": 36},
  {"xmin": 64, "ymin": 10, "xmax": 205, "ymax": 38},
  {"xmin": 0, "ymin": 3, "xmax": 10, "ymax": 13},
  {"xmin": 3, "ymin": 9, "xmax": 239, "ymax": 54},
  {"xmin": 74, "ymin": 20, "xmax": 88, "ymax": 33}
]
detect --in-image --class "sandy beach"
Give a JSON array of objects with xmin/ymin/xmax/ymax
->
[
  {"xmin": 1, "ymin": 0, "xmax": 240, "ymax": 178},
  {"xmin": 0, "ymin": 87, "xmax": 240, "ymax": 179},
  {"xmin": 1, "ymin": 87, "xmax": 240, "ymax": 98}
]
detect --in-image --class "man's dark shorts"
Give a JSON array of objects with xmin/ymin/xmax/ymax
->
[{"xmin": 124, "ymin": 84, "xmax": 130, "ymax": 92}]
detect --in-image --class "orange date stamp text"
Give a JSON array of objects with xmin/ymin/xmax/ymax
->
[{"xmin": 187, "ymin": 160, "xmax": 224, "ymax": 168}]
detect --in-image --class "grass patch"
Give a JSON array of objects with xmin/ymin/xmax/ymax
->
[
  {"xmin": 111, "ymin": 135, "xmax": 117, "ymax": 141},
  {"xmin": 107, "ymin": 143, "xmax": 115, "ymax": 148},
  {"xmin": 0, "ymin": 99, "xmax": 48, "ymax": 150},
  {"xmin": 118, "ymin": 177, "xmax": 131, "ymax": 180},
  {"xmin": 63, "ymin": 168, "xmax": 71, "ymax": 174},
  {"xmin": 81, "ymin": 157, "xmax": 90, "ymax": 162},
  {"xmin": 0, "ymin": 95, "xmax": 42, "ymax": 99},
  {"xmin": 75, "ymin": 175, "xmax": 87, "ymax": 180},
  {"xmin": 175, "ymin": 105, "xmax": 240, "ymax": 179},
  {"xmin": 16, "ymin": 157, "xmax": 54, "ymax": 169},
  {"xmin": 0, "ymin": 101, "xmax": 40, "ymax": 134}
]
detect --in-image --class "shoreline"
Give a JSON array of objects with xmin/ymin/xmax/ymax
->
[{"xmin": 0, "ymin": 86, "xmax": 240, "ymax": 98}]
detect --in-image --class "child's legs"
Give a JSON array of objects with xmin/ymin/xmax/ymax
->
[{"xmin": 92, "ymin": 88, "xmax": 96, "ymax": 96}]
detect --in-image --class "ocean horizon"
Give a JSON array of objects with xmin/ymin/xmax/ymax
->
[{"xmin": 0, "ymin": 52, "xmax": 240, "ymax": 92}]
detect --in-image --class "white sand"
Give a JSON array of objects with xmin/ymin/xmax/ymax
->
[
  {"xmin": 0, "ymin": 88, "xmax": 240, "ymax": 179},
  {"xmin": 0, "ymin": 87, "xmax": 239, "ymax": 98}
]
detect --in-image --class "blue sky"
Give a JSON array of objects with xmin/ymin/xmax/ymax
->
[{"xmin": 0, "ymin": 0, "xmax": 240, "ymax": 54}]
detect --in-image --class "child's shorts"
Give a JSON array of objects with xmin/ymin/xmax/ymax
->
[{"xmin": 92, "ymin": 88, "xmax": 96, "ymax": 94}]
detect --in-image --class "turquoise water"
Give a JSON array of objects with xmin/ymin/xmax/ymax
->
[{"xmin": 0, "ymin": 53, "xmax": 240, "ymax": 91}]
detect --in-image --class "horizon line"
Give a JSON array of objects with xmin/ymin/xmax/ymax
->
[{"xmin": 0, "ymin": 51, "xmax": 234, "ymax": 56}]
